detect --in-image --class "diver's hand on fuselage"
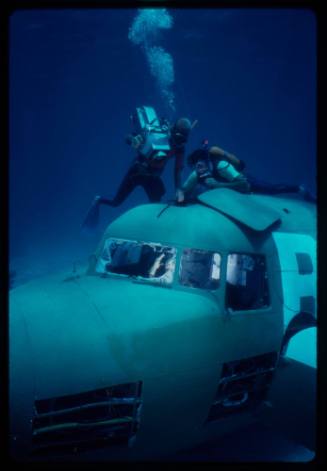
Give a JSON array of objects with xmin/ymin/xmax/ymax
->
[{"xmin": 176, "ymin": 188, "xmax": 185, "ymax": 204}]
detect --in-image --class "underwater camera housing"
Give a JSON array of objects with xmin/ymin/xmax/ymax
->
[{"xmin": 131, "ymin": 106, "xmax": 171, "ymax": 161}]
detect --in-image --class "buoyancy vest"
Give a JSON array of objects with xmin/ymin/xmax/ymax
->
[
  {"xmin": 208, "ymin": 146, "xmax": 246, "ymax": 172},
  {"xmin": 214, "ymin": 160, "xmax": 242, "ymax": 181},
  {"xmin": 195, "ymin": 158, "xmax": 242, "ymax": 184}
]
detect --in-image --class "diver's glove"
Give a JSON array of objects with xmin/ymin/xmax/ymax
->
[{"xmin": 175, "ymin": 188, "xmax": 185, "ymax": 204}]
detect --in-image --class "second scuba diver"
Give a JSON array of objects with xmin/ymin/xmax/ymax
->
[
  {"xmin": 82, "ymin": 106, "xmax": 194, "ymax": 229},
  {"xmin": 181, "ymin": 145, "xmax": 250, "ymax": 199},
  {"xmin": 181, "ymin": 142, "xmax": 316, "ymax": 202}
]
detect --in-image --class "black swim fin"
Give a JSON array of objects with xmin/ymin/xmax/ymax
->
[
  {"xmin": 81, "ymin": 196, "xmax": 101, "ymax": 230},
  {"xmin": 298, "ymin": 185, "xmax": 316, "ymax": 203}
]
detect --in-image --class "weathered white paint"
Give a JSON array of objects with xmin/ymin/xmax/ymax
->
[{"xmin": 272, "ymin": 232, "xmax": 317, "ymax": 329}]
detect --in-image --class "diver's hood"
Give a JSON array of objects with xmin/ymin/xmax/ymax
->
[
  {"xmin": 171, "ymin": 119, "xmax": 192, "ymax": 147},
  {"xmin": 174, "ymin": 118, "xmax": 192, "ymax": 135},
  {"xmin": 187, "ymin": 148, "xmax": 209, "ymax": 167}
]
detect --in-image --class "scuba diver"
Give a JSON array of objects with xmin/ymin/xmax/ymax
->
[
  {"xmin": 82, "ymin": 106, "xmax": 195, "ymax": 229},
  {"xmin": 181, "ymin": 141, "xmax": 316, "ymax": 202},
  {"xmin": 181, "ymin": 144, "xmax": 250, "ymax": 199}
]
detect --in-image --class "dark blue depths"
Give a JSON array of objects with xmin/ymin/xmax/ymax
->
[{"xmin": 10, "ymin": 8, "xmax": 316, "ymax": 270}]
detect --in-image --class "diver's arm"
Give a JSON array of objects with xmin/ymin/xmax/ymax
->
[
  {"xmin": 174, "ymin": 148, "xmax": 184, "ymax": 190},
  {"xmin": 211, "ymin": 146, "xmax": 225, "ymax": 157},
  {"xmin": 174, "ymin": 148, "xmax": 186, "ymax": 202},
  {"xmin": 210, "ymin": 146, "xmax": 234, "ymax": 161},
  {"xmin": 182, "ymin": 171, "xmax": 198, "ymax": 194},
  {"xmin": 211, "ymin": 146, "xmax": 246, "ymax": 171}
]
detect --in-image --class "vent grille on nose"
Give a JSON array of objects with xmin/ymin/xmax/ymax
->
[
  {"xmin": 32, "ymin": 381, "xmax": 143, "ymax": 454},
  {"xmin": 206, "ymin": 352, "xmax": 278, "ymax": 422}
]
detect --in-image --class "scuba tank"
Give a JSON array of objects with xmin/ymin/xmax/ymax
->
[
  {"xmin": 208, "ymin": 145, "xmax": 245, "ymax": 172},
  {"xmin": 129, "ymin": 106, "xmax": 171, "ymax": 161},
  {"xmin": 188, "ymin": 140, "xmax": 245, "ymax": 184}
]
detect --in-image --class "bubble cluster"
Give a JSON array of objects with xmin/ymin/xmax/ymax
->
[
  {"xmin": 128, "ymin": 8, "xmax": 175, "ymax": 112},
  {"xmin": 128, "ymin": 8, "xmax": 173, "ymax": 46},
  {"xmin": 147, "ymin": 46, "xmax": 174, "ymax": 89}
]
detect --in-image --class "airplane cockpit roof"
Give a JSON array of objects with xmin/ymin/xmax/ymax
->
[
  {"xmin": 197, "ymin": 189, "xmax": 281, "ymax": 231},
  {"xmin": 100, "ymin": 189, "xmax": 316, "ymax": 255}
]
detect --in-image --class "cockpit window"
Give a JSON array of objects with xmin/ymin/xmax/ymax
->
[
  {"xmin": 179, "ymin": 248, "xmax": 221, "ymax": 290},
  {"xmin": 95, "ymin": 238, "xmax": 176, "ymax": 285},
  {"xmin": 226, "ymin": 253, "xmax": 270, "ymax": 311}
]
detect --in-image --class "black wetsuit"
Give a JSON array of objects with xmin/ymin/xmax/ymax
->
[
  {"xmin": 99, "ymin": 161, "xmax": 165, "ymax": 206},
  {"xmin": 99, "ymin": 139, "xmax": 185, "ymax": 207},
  {"xmin": 185, "ymin": 151, "xmax": 315, "ymax": 202},
  {"xmin": 246, "ymin": 175, "xmax": 300, "ymax": 195},
  {"xmin": 81, "ymin": 133, "xmax": 187, "ymax": 230},
  {"xmin": 224, "ymin": 158, "xmax": 302, "ymax": 195}
]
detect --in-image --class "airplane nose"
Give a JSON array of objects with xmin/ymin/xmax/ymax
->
[
  {"xmin": 10, "ymin": 276, "xmax": 219, "ymax": 393},
  {"xmin": 9, "ymin": 278, "xmax": 145, "ymax": 457},
  {"xmin": 9, "ymin": 278, "xmax": 136, "ymax": 401},
  {"xmin": 9, "ymin": 276, "xmax": 219, "ymax": 458},
  {"xmin": 72, "ymin": 276, "xmax": 220, "ymax": 380}
]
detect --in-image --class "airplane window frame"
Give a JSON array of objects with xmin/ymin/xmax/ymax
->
[
  {"xmin": 178, "ymin": 247, "xmax": 222, "ymax": 291},
  {"xmin": 95, "ymin": 237, "xmax": 177, "ymax": 286},
  {"xmin": 225, "ymin": 253, "xmax": 270, "ymax": 312}
]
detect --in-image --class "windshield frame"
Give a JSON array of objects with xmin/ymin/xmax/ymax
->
[
  {"xmin": 95, "ymin": 237, "xmax": 177, "ymax": 287},
  {"xmin": 178, "ymin": 247, "xmax": 222, "ymax": 291}
]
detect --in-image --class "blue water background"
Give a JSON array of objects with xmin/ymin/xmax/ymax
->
[{"xmin": 9, "ymin": 8, "xmax": 316, "ymax": 278}]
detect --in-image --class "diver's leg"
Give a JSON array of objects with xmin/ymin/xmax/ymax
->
[
  {"xmin": 142, "ymin": 176, "xmax": 166, "ymax": 202},
  {"xmin": 247, "ymin": 175, "xmax": 298, "ymax": 194},
  {"xmin": 101, "ymin": 167, "xmax": 140, "ymax": 207},
  {"xmin": 248, "ymin": 175, "xmax": 316, "ymax": 202},
  {"xmin": 81, "ymin": 168, "xmax": 139, "ymax": 229},
  {"xmin": 81, "ymin": 195, "xmax": 102, "ymax": 230},
  {"xmin": 267, "ymin": 184, "xmax": 300, "ymax": 194}
]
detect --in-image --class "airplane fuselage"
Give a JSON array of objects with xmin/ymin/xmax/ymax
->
[{"xmin": 9, "ymin": 189, "xmax": 316, "ymax": 461}]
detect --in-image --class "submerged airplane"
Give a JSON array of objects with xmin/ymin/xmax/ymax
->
[{"xmin": 9, "ymin": 188, "xmax": 317, "ymax": 461}]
